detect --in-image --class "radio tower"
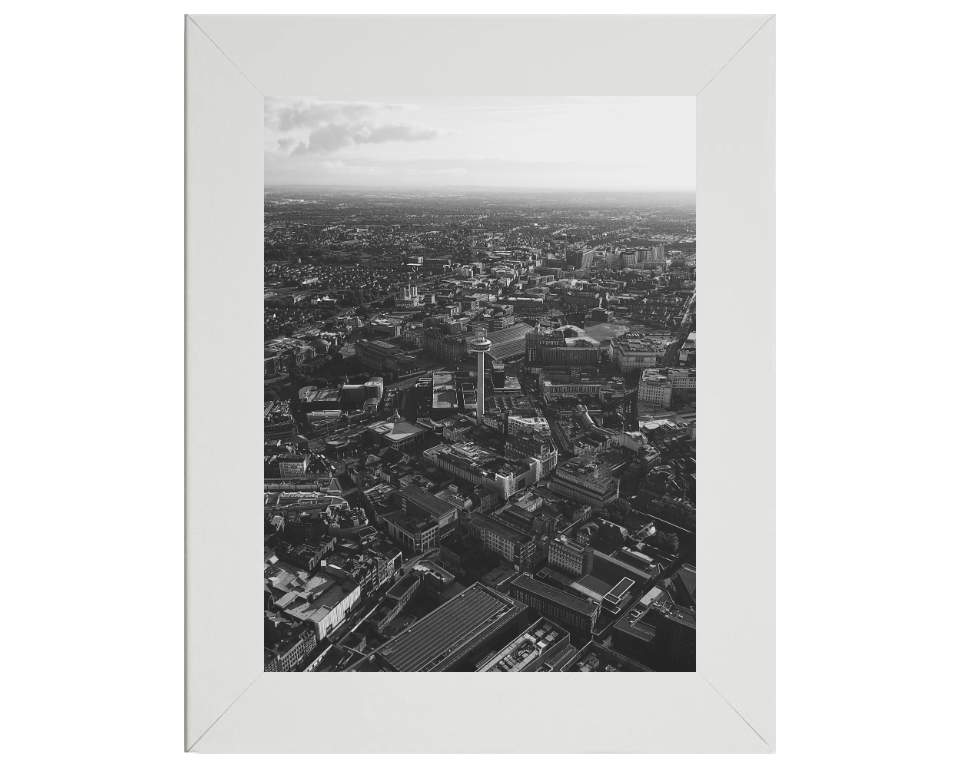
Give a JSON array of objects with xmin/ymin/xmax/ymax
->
[{"xmin": 470, "ymin": 329, "xmax": 492, "ymax": 426}]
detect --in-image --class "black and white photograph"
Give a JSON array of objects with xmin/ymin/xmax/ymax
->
[
  {"xmin": 12, "ymin": 3, "xmax": 960, "ymax": 763},
  {"xmin": 262, "ymin": 96, "xmax": 697, "ymax": 672}
]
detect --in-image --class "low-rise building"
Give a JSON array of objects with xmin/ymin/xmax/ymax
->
[
  {"xmin": 351, "ymin": 583, "xmax": 525, "ymax": 672},
  {"xmin": 468, "ymin": 512, "xmax": 537, "ymax": 572},
  {"xmin": 355, "ymin": 339, "xmax": 419, "ymax": 375},
  {"xmin": 474, "ymin": 617, "xmax": 573, "ymax": 672},
  {"xmin": 397, "ymin": 484, "xmax": 458, "ymax": 532},
  {"xmin": 547, "ymin": 456, "xmax": 620, "ymax": 507},
  {"xmin": 548, "ymin": 535, "xmax": 594, "ymax": 576},
  {"xmin": 383, "ymin": 508, "xmax": 439, "ymax": 553},
  {"xmin": 505, "ymin": 431, "xmax": 558, "ymax": 477},
  {"xmin": 367, "ymin": 571, "xmax": 422, "ymax": 633},
  {"xmin": 509, "ymin": 573, "xmax": 600, "ymax": 635},
  {"xmin": 610, "ymin": 333, "xmax": 666, "ymax": 372},
  {"xmin": 264, "ymin": 562, "xmax": 361, "ymax": 643},
  {"xmin": 525, "ymin": 325, "xmax": 601, "ymax": 368},
  {"xmin": 278, "ymin": 454, "xmax": 310, "ymax": 478},
  {"xmin": 423, "ymin": 442, "xmax": 539, "ymax": 500},
  {"xmin": 264, "ymin": 614, "xmax": 318, "ymax": 672},
  {"xmin": 365, "ymin": 411, "xmax": 430, "ymax": 450}
]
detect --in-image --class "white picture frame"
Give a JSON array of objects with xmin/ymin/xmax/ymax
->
[{"xmin": 185, "ymin": 13, "xmax": 775, "ymax": 753}]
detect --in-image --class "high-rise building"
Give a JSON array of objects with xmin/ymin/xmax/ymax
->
[
  {"xmin": 395, "ymin": 283, "xmax": 422, "ymax": 308},
  {"xmin": 568, "ymin": 249, "xmax": 595, "ymax": 270}
]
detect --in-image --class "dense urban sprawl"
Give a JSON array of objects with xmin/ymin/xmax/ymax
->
[{"xmin": 263, "ymin": 187, "xmax": 696, "ymax": 673}]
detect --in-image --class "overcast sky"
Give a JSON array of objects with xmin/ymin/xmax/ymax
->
[{"xmin": 264, "ymin": 96, "xmax": 694, "ymax": 191}]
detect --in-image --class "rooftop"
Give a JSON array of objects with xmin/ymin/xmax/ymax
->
[
  {"xmin": 367, "ymin": 417, "xmax": 427, "ymax": 443},
  {"xmin": 475, "ymin": 618, "xmax": 570, "ymax": 672},
  {"xmin": 470, "ymin": 512, "xmax": 533, "ymax": 545},
  {"xmin": 388, "ymin": 509, "xmax": 438, "ymax": 535},
  {"xmin": 510, "ymin": 574, "xmax": 599, "ymax": 618},
  {"xmin": 398, "ymin": 485, "xmax": 457, "ymax": 521},
  {"xmin": 371, "ymin": 583, "xmax": 523, "ymax": 672}
]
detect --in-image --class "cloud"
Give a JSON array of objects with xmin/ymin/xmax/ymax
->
[
  {"xmin": 265, "ymin": 99, "xmax": 441, "ymax": 157},
  {"xmin": 290, "ymin": 123, "xmax": 439, "ymax": 156},
  {"xmin": 271, "ymin": 100, "xmax": 406, "ymax": 132}
]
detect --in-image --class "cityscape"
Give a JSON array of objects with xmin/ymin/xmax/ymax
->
[{"xmin": 263, "ymin": 99, "xmax": 695, "ymax": 673}]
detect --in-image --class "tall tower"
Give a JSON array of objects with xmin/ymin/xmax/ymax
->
[{"xmin": 470, "ymin": 329, "xmax": 492, "ymax": 426}]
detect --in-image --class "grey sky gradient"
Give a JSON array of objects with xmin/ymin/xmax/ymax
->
[{"xmin": 264, "ymin": 96, "xmax": 694, "ymax": 190}]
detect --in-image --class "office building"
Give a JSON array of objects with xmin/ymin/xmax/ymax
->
[
  {"xmin": 547, "ymin": 456, "xmax": 620, "ymax": 507},
  {"xmin": 423, "ymin": 442, "xmax": 539, "ymax": 501},
  {"xmin": 509, "ymin": 573, "xmax": 600, "ymax": 635},
  {"xmin": 525, "ymin": 325, "xmax": 601, "ymax": 368},
  {"xmin": 505, "ymin": 431, "xmax": 558, "ymax": 477},
  {"xmin": 276, "ymin": 454, "xmax": 310, "ymax": 479},
  {"xmin": 548, "ymin": 535, "xmax": 594, "ymax": 576},
  {"xmin": 467, "ymin": 512, "xmax": 537, "ymax": 572},
  {"xmin": 568, "ymin": 250, "xmax": 595, "ymax": 270},
  {"xmin": 424, "ymin": 328, "xmax": 469, "ymax": 362},
  {"xmin": 395, "ymin": 283, "xmax": 422, "ymax": 308},
  {"xmin": 397, "ymin": 484, "xmax": 458, "ymax": 531},
  {"xmin": 637, "ymin": 370, "xmax": 672, "ymax": 408},
  {"xmin": 383, "ymin": 508, "xmax": 440, "ymax": 553},
  {"xmin": 610, "ymin": 333, "xmax": 666, "ymax": 372},
  {"xmin": 538, "ymin": 367, "xmax": 606, "ymax": 396},
  {"xmin": 355, "ymin": 339, "xmax": 419, "ymax": 375}
]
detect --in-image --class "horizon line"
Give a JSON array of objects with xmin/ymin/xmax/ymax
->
[{"xmin": 264, "ymin": 183, "xmax": 696, "ymax": 194}]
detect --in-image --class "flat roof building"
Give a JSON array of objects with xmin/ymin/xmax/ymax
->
[
  {"xmin": 354, "ymin": 583, "xmax": 525, "ymax": 672},
  {"xmin": 610, "ymin": 333, "xmax": 666, "ymax": 372},
  {"xmin": 548, "ymin": 535, "xmax": 594, "ymax": 576},
  {"xmin": 509, "ymin": 573, "xmax": 600, "ymax": 636},
  {"xmin": 383, "ymin": 508, "xmax": 439, "ymax": 554},
  {"xmin": 468, "ymin": 512, "xmax": 537, "ymax": 573},
  {"xmin": 547, "ymin": 456, "xmax": 619, "ymax": 507},
  {"xmin": 397, "ymin": 484, "xmax": 458, "ymax": 530},
  {"xmin": 366, "ymin": 411, "xmax": 429, "ymax": 449},
  {"xmin": 560, "ymin": 641, "xmax": 651, "ymax": 672},
  {"xmin": 474, "ymin": 617, "xmax": 573, "ymax": 672}
]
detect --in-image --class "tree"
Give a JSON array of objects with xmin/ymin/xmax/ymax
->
[
  {"xmin": 648, "ymin": 531, "xmax": 679, "ymax": 554},
  {"xmin": 600, "ymin": 498, "xmax": 632, "ymax": 524}
]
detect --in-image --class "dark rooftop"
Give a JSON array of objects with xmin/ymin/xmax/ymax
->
[
  {"xmin": 510, "ymin": 573, "xmax": 599, "ymax": 618},
  {"xmin": 371, "ymin": 583, "xmax": 522, "ymax": 672},
  {"xmin": 398, "ymin": 484, "xmax": 457, "ymax": 520}
]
